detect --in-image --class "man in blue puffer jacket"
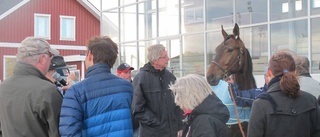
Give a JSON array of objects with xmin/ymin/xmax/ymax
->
[{"xmin": 59, "ymin": 36, "xmax": 133, "ymax": 137}]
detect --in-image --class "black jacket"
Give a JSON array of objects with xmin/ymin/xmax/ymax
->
[
  {"xmin": 182, "ymin": 94, "xmax": 230, "ymax": 137},
  {"xmin": 132, "ymin": 62, "xmax": 182, "ymax": 137}
]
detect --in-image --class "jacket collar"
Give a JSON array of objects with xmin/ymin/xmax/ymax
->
[
  {"xmin": 14, "ymin": 61, "xmax": 52, "ymax": 83},
  {"xmin": 85, "ymin": 63, "xmax": 111, "ymax": 78}
]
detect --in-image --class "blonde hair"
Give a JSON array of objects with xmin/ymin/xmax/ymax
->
[{"xmin": 169, "ymin": 74, "xmax": 214, "ymax": 111}]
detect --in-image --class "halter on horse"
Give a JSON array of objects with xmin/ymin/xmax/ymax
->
[{"xmin": 206, "ymin": 23, "xmax": 256, "ymax": 90}]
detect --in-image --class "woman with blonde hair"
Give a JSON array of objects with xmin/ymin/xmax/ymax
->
[
  {"xmin": 248, "ymin": 50, "xmax": 320, "ymax": 137},
  {"xmin": 169, "ymin": 74, "xmax": 230, "ymax": 137}
]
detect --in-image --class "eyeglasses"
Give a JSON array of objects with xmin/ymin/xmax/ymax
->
[
  {"xmin": 159, "ymin": 55, "xmax": 169, "ymax": 60},
  {"xmin": 46, "ymin": 52, "xmax": 54, "ymax": 59}
]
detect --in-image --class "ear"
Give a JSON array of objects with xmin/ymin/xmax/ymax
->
[
  {"xmin": 221, "ymin": 25, "xmax": 228, "ymax": 39},
  {"xmin": 39, "ymin": 54, "xmax": 47, "ymax": 65},
  {"xmin": 87, "ymin": 51, "xmax": 93, "ymax": 62},
  {"xmin": 233, "ymin": 23, "xmax": 240, "ymax": 39}
]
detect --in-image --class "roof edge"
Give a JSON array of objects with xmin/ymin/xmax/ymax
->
[{"xmin": 0, "ymin": 0, "xmax": 30, "ymax": 20}]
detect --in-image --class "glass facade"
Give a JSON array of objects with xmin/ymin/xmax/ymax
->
[{"xmin": 98, "ymin": 0, "xmax": 320, "ymax": 84}]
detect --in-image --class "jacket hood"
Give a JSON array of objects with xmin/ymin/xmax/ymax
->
[
  {"xmin": 140, "ymin": 62, "xmax": 166, "ymax": 76},
  {"xmin": 191, "ymin": 94, "xmax": 230, "ymax": 123}
]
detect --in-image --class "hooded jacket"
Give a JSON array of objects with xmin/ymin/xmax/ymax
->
[
  {"xmin": 182, "ymin": 94, "xmax": 230, "ymax": 137},
  {"xmin": 0, "ymin": 62, "xmax": 62, "ymax": 137},
  {"xmin": 132, "ymin": 62, "xmax": 182, "ymax": 137}
]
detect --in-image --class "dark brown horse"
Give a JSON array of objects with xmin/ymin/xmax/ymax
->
[{"xmin": 207, "ymin": 24, "xmax": 256, "ymax": 90}]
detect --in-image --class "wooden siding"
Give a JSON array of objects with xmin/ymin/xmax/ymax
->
[
  {"xmin": 0, "ymin": 0, "xmax": 101, "ymax": 80},
  {"xmin": 0, "ymin": 0, "xmax": 100, "ymax": 45}
]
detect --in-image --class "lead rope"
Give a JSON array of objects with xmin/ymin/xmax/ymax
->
[{"xmin": 228, "ymin": 84, "xmax": 246, "ymax": 137}]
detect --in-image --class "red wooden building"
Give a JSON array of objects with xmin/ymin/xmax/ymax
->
[{"xmin": 0, "ymin": 0, "xmax": 101, "ymax": 81}]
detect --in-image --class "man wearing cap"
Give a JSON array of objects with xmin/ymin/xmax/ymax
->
[
  {"xmin": 117, "ymin": 63, "xmax": 134, "ymax": 82},
  {"xmin": 0, "ymin": 37, "xmax": 62, "ymax": 137},
  {"xmin": 46, "ymin": 56, "xmax": 71, "ymax": 95}
]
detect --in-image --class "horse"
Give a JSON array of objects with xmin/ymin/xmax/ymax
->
[{"xmin": 206, "ymin": 23, "xmax": 257, "ymax": 90}]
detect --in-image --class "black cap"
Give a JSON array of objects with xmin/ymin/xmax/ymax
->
[
  {"xmin": 49, "ymin": 56, "xmax": 67, "ymax": 70},
  {"xmin": 117, "ymin": 63, "xmax": 134, "ymax": 71}
]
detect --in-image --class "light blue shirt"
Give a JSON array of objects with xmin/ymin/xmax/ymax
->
[{"xmin": 212, "ymin": 80, "xmax": 251, "ymax": 125}]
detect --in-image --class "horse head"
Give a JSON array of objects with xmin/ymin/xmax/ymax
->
[{"xmin": 207, "ymin": 23, "xmax": 256, "ymax": 90}]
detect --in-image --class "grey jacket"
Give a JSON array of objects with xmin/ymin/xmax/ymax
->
[
  {"xmin": 0, "ymin": 62, "xmax": 62, "ymax": 137},
  {"xmin": 299, "ymin": 75, "xmax": 320, "ymax": 99},
  {"xmin": 248, "ymin": 80, "xmax": 320, "ymax": 137}
]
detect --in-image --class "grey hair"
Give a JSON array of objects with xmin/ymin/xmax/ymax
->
[
  {"xmin": 147, "ymin": 44, "xmax": 166, "ymax": 63},
  {"xmin": 16, "ymin": 37, "xmax": 50, "ymax": 64},
  {"xmin": 169, "ymin": 74, "xmax": 214, "ymax": 111},
  {"xmin": 295, "ymin": 56, "xmax": 310, "ymax": 75}
]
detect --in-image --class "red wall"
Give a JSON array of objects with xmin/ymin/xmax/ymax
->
[{"xmin": 0, "ymin": 0, "xmax": 101, "ymax": 80}]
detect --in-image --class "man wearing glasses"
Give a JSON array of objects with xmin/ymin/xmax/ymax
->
[
  {"xmin": 0, "ymin": 37, "xmax": 62, "ymax": 137},
  {"xmin": 132, "ymin": 44, "xmax": 183, "ymax": 137}
]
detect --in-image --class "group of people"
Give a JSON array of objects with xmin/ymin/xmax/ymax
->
[{"xmin": 0, "ymin": 36, "xmax": 320, "ymax": 137}]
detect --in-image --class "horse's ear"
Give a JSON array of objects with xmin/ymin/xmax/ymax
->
[
  {"xmin": 233, "ymin": 23, "xmax": 240, "ymax": 39},
  {"xmin": 221, "ymin": 25, "xmax": 228, "ymax": 39}
]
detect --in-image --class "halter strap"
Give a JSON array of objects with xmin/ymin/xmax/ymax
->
[{"xmin": 211, "ymin": 47, "xmax": 244, "ymax": 80}]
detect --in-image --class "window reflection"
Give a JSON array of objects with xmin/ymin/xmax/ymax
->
[
  {"xmin": 311, "ymin": 18, "xmax": 320, "ymax": 73},
  {"xmin": 271, "ymin": 0, "xmax": 307, "ymax": 21},
  {"xmin": 183, "ymin": 34, "xmax": 204, "ymax": 76},
  {"xmin": 235, "ymin": 0, "xmax": 267, "ymax": 25},
  {"xmin": 271, "ymin": 20, "xmax": 308, "ymax": 56},
  {"xmin": 182, "ymin": 0, "xmax": 204, "ymax": 33}
]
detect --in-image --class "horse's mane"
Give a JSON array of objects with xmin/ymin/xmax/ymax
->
[{"xmin": 234, "ymin": 48, "xmax": 257, "ymax": 90}]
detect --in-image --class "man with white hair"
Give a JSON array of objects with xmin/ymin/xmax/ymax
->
[{"xmin": 0, "ymin": 37, "xmax": 62, "ymax": 137}]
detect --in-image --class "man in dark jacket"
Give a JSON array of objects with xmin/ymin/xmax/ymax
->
[
  {"xmin": 0, "ymin": 37, "xmax": 62, "ymax": 137},
  {"xmin": 59, "ymin": 36, "xmax": 133, "ymax": 137},
  {"xmin": 132, "ymin": 44, "xmax": 183, "ymax": 137}
]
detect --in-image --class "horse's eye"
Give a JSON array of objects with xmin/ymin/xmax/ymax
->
[{"xmin": 228, "ymin": 48, "xmax": 233, "ymax": 52}]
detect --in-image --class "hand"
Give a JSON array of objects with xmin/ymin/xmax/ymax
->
[
  {"xmin": 226, "ymin": 76, "xmax": 234, "ymax": 84},
  {"xmin": 177, "ymin": 130, "xmax": 183, "ymax": 137}
]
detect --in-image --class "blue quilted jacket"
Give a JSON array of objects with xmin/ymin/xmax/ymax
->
[{"xmin": 59, "ymin": 63, "xmax": 133, "ymax": 137}]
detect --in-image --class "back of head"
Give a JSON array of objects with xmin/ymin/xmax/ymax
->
[
  {"xmin": 295, "ymin": 56, "xmax": 310, "ymax": 75},
  {"xmin": 17, "ymin": 37, "xmax": 59, "ymax": 63},
  {"xmin": 169, "ymin": 74, "xmax": 214, "ymax": 111},
  {"xmin": 269, "ymin": 50, "xmax": 300, "ymax": 98},
  {"xmin": 147, "ymin": 44, "xmax": 165, "ymax": 63},
  {"xmin": 87, "ymin": 36, "xmax": 118, "ymax": 68}
]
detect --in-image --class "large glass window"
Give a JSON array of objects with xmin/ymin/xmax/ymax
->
[
  {"xmin": 182, "ymin": 0, "xmax": 204, "ymax": 33},
  {"xmin": 270, "ymin": 0, "xmax": 307, "ymax": 21},
  {"xmin": 119, "ymin": 42, "xmax": 138, "ymax": 69},
  {"xmin": 159, "ymin": 0, "xmax": 179, "ymax": 36},
  {"xmin": 240, "ymin": 25, "xmax": 268, "ymax": 75},
  {"xmin": 312, "ymin": 0, "xmax": 320, "ymax": 15},
  {"xmin": 120, "ymin": 5, "xmax": 137, "ymax": 41},
  {"xmin": 206, "ymin": 0, "xmax": 233, "ymax": 30},
  {"xmin": 103, "ymin": 9, "xmax": 119, "ymax": 42},
  {"xmin": 311, "ymin": 18, "xmax": 320, "ymax": 73},
  {"xmin": 235, "ymin": 0, "xmax": 267, "ymax": 25},
  {"xmin": 34, "ymin": 14, "xmax": 50, "ymax": 39},
  {"xmin": 138, "ymin": 1, "xmax": 157, "ymax": 39},
  {"xmin": 270, "ymin": 20, "xmax": 308, "ymax": 56},
  {"xmin": 182, "ymin": 33, "xmax": 204, "ymax": 76},
  {"xmin": 60, "ymin": 16, "xmax": 75, "ymax": 41}
]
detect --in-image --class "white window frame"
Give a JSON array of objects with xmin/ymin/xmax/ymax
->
[
  {"xmin": 34, "ymin": 13, "xmax": 51, "ymax": 39},
  {"xmin": 60, "ymin": 15, "xmax": 76, "ymax": 41}
]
